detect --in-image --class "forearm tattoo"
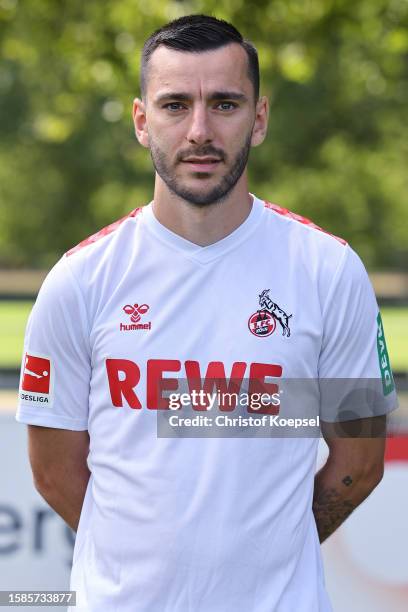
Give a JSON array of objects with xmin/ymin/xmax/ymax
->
[{"xmin": 312, "ymin": 484, "xmax": 356, "ymax": 543}]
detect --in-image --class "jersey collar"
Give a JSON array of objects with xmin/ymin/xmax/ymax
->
[{"xmin": 141, "ymin": 193, "xmax": 264, "ymax": 264}]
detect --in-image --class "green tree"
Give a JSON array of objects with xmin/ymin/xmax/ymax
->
[{"xmin": 0, "ymin": 0, "xmax": 407, "ymax": 268}]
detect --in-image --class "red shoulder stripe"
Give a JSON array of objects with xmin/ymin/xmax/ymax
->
[
  {"xmin": 66, "ymin": 207, "xmax": 143, "ymax": 257},
  {"xmin": 264, "ymin": 201, "xmax": 347, "ymax": 245}
]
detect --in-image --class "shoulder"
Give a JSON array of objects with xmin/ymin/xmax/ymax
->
[
  {"xmin": 255, "ymin": 197, "xmax": 361, "ymax": 313},
  {"xmin": 262, "ymin": 200, "xmax": 347, "ymax": 247},
  {"xmin": 35, "ymin": 206, "xmax": 145, "ymax": 313},
  {"xmin": 62, "ymin": 205, "xmax": 145, "ymax": 294},
  {"xmin": 65, "ymin": 206, "xmax": 144, "ymax": 258},
  {"xmin": 259, "ymin": 198, "xmax": 350, "ymax": 281}
]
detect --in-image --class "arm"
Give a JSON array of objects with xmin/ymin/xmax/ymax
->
[
  {"xmin": 28, "ymin": 425, "xmax": 91, "ymax": 532},
  {"xmin": 313, "ymin": 415, "xmax": 386, "ymax": 543}
]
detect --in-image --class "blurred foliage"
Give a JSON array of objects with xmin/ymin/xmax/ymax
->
[{"xmin": 0, "ymin": 0, "xmax": 407, "ymax": 269}]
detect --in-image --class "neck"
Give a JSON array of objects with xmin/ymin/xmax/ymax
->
[{"xmin": 151, "ymin": 174, "xmax": 253, "ymax": 247}]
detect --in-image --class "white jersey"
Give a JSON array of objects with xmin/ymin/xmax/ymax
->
[{"xmin": 16, "ymin": 194, "xmax": 397, "ymax": 612}]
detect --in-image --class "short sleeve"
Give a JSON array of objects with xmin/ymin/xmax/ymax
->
[
  {"xmin": 16, "ymin": 256, "xmax": 91, "ymax": 430},
  {"xmin": 318, "ymin": 245, "xmax": 398, "ymax": 422}
]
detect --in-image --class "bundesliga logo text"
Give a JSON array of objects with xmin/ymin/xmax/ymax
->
[{"xmin": 20, "ymin": 354, "xmax": 53, "ymax": 405}]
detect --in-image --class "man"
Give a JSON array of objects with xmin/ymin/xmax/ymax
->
[{"xmin": 17, "ymin": 15, "xmax": 397, "ymax": 612}]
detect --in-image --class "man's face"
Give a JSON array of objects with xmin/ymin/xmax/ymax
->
[{"xmin": 134, "ymin": 44, "xmax": 266, "ymax": 207}]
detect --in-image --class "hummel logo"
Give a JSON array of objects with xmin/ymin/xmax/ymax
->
[
  {"xmin": 120, "ymin": 303, "xmax": 151, "ymax": 331},
  {"xmin": 123, "ymin": 303, "xmax": 149, "ymax": 322}
]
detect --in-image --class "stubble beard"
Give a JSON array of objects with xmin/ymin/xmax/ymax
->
[{"xmin": 148, "ymin": 132, "xmax": 253, "ymax": 207}]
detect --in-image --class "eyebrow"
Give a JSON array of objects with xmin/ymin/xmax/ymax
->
[{"xmin": 154, "ymin": 91, "xmax": 248, "ymax": 104}]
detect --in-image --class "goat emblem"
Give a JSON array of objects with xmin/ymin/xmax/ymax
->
[
  {"xmin": 248, "ymin": 290, "xmax": 292, "ymax": 338},
  {"xmin": 258, "ymin": 290, "xmax": 292, "ymax": 337}
]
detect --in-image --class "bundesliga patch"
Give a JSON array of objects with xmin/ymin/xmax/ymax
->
[
  {"xmin": 19, "ymin": 353, "xmax": 53, "ymax": 406},
  {"xmin": 376, "ymin": 313, "xmax": 395, "ymax": 396}
]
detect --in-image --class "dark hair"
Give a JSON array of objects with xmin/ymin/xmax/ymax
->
[{"xmin": 141, "ymin": 14, "xmax": 259, "ymax": 101}]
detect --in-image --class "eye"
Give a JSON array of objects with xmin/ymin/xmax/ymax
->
[
  {"xmin": 163, "ymin": 102, "xmax": 186, "ymax": 111},
  {"xmin": 216, "ymin": 102, "xmax": 237, "ymax": 111}
]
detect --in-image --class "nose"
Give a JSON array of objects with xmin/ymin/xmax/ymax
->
[{"xmin": 186, "ymin": 105, "xmax": 214, "ymax": 145}]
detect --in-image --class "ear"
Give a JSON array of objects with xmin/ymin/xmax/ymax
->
[
  {"xmin": 251, "ymin": 95, "xmax": 269, "ymax": 147},
  {"xmin": 133, "ymin": 98, "xmax": 149, "ymax": 148}
]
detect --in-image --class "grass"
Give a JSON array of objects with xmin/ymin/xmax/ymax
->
[
  {"xmin": 0, "ymin": 301, "xmax": 32, "ymax": 368},
  {"xmin": 0, "ymin": 301, "xmax": 407, "ymax": 371},
  {"xmin": 380, "ymin": 308, "xmax": 408, "ymax": 372}
]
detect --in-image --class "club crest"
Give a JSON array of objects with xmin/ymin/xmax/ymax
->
[{"xmin": 248, "ymin": 290, "xmax": 292, "ymax": 338}]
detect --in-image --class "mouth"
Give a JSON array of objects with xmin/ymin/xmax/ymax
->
[{"xmin": 181, "ymin": 157, "xmax": 222, "ymax": 173}]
